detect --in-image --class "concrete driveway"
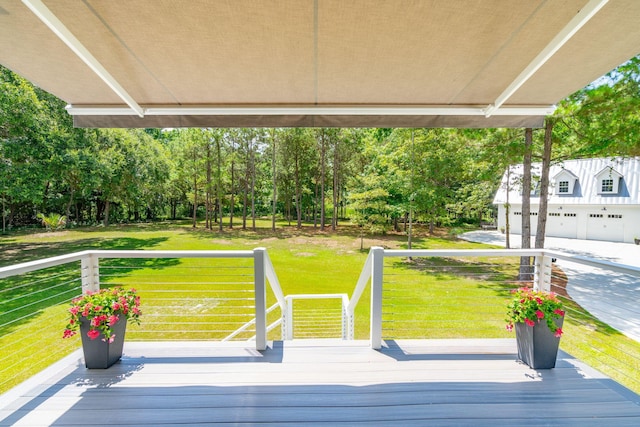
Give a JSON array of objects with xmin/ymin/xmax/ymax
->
[{"xmin": 460, "ymin": 231, "xmax": 640, "ymax": 342}]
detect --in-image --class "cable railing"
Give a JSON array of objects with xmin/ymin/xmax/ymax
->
[
  {"xmin": 2, "ymin": 245, "xmax": 639, "ymax": 395},
  {"xmin": 0, "ymin": 248, "xmax": 286, "ymax": 394},
  {"xmin": 349, "ymin": 246, "xmax": 640, "ymax": 394},
  {"xmin": 284, "ymin": 294, "xmax": 349, "ymax": 339}
]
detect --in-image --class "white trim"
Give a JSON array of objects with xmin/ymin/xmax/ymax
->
[
  {"xmin": 484, "ymin": 0, "xmax": 609, "ymax": 117},
  {"xmin": 22, "ymin": 0, "xmax": 144, "ymax": 117},
  {"xmin": 65, "ymin": 105, "xmax": 557, "ymax": 117}
]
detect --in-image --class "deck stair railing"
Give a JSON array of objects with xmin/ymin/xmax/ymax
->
[{"xmin": 284, "ymin": 293, "xmax": 350, "ymax": 339}]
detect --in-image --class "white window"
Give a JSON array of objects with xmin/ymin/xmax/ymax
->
[
  {"xmin": 558, "ymin": 181, "xmax": 569, "ymax": 193},
  {"xmin": 595, "ymin": 167, "xmax": 622, "ymax": 195}
]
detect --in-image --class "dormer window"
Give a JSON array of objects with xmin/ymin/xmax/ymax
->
[
  {"xmin": 595, "ymin": 166, "xmax": 622, "ymax": 195},
  {"xmin": 558, "ymin": 181, "xmax": 569, "ymax": 193},
  {"xmin": 552, "ymin": 169, "xmax": 578, "ymax": 195}
]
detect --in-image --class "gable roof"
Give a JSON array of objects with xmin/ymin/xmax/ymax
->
[
  {"xmin": 553, "ymin": 169, "xmax": 579, "ymax": 180},
  {"xmin": 1, "ymin": 0, "xmax": 640, "ymax": 128},
  {"xmin": 493, "ymin": 157, "xmax": 640, "ymax": 206}
]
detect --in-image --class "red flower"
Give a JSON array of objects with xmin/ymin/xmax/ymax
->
[
  {"xmin": 554, "ymin": 328, "xmax": 563, "ymax": 338},
  {"xmin": 87, "ymin": 329, "xmax": 101, "ymax": 340},
  {"xmin": 505, "ymin": 323, "xmax": 513, "ymax": 332},
  {"xmin": 524, "ymin": 318, "xmax": 536, "ymax": 327},
  {"xmin": 112, "ymin": 302, "xmax": 121, "ymax": 311},
  {"xmin": 108, "ymin": 315, "xmax": 119, "ymax": 326},
  {"xmin": 63, "ymin": 329, "xmax": 76, "ymax": 338},
  {"xmin": 554, "ymin": 309, "xmax": 565, "ymax": 317},
  {"xmin": 535, "ymin": 310, "xmax": 544, "ymax": 319}
]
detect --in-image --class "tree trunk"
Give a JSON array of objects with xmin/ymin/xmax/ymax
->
[
  {"xmin": 313, "ymin": 178, "xmax": 318, "ymax": 228},
  {"xmin": 520, "ymin": 128, "xmax": 533, "ymax": 281},
  {"xmin": 242, "ymin": 174, "xmax": 248, "ymax": 230},
  {"xmin": 216, "ymin": 134, "xmax": 223, "ymax": 232},
  {"xmin": 230, "ymin": 158, "xmax": 235, "ymax": 229},
  {"xmin": 251, "ymin": 139, "xmax": 256, "ymax": 231},
  {"xmin": 271, "ymin": 129, "xmax": 277, "ymax": 232},
  {"xmin": 536, "ymin": 119, "xmax": 554, "ymax": 249},
  {"xmin": 320, "ymin": 129, "xmax": 326, "ymax": 231},
  {"xmin": 103, "ymin": 200, "xmax": 110, "ymax": 227},
  {"xmin": 206, "ymin": 142, "xmax": 212, "ymax": 230},
  {"xmin": 295, "ymin": 158, "xmax": 302, "ymax": 229},
  {"xmin": 332, "ymin": 136, "xmax": 339, "ymax": 231},
  {"xmin": 505, "ymin": 167, "xmax": 511, "ymax": 249},
  {"xmin": 65, "ymin": 187, "xmax": 75, "ymax": 220},
  {"xmin": 192, "ymin": 173, "xmax": 198, "ymax": 228}
]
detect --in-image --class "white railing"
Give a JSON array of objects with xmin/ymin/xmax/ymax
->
[
  {"xmin": 346, "ymin": 246, "xmax": 640, "ymax": 394},
  {"xmin": 3, "ymin": 245, "xmax": 639, "ymax": 394},
  {"xmin": 0, "ymin": 248, "xmax": 287, "ymax": 350},
  {"xmin": 284, "ymin": 293, "xmax": 349, "ymax": 339},
  {"xmin": 354, "ymin": 246, "xmax": 640, "ymax": 348}
]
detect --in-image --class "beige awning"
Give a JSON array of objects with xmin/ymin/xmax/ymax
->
[{"xmin": 1, "ymin": 0, "xmax": 639, "ymax": 128}]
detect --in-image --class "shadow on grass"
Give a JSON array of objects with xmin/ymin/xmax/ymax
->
[
  {"xmin": 0, "ymin": 236, "xmax": 170, "ymax": 267},
  {"xmin": 0, "ymin": 236, "xmax": 173, "ymax": 337}
]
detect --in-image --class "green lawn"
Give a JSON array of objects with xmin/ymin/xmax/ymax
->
[{"xmin": 1, "ymin": 220, "xmax": 638, "ymax": 395}]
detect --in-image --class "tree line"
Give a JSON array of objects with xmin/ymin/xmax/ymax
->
[{"xmin": 1, "ymin": 56, "xmax": 639, "ymax": 234}]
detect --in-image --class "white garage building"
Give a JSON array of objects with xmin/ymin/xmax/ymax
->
[{"xmin": 493, "ymin": 157, "xmax": 640, "ymax": 243}]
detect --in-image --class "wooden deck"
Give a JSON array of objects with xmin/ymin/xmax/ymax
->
[{"xmin": 1, "ymin": 339, "xmax": 639, "ymax": 426}]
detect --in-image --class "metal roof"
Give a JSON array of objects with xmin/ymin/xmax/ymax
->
[
  {"xmin": 2, "ymin": 0, "xmax": 640, "ymax": 128},
  {"xmin": 494, "ymin": 157, "xmax": 640, "ymax": 206}
]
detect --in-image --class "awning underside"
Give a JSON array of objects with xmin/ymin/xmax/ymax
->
[{"xmin": 1, "ymin": 0, "xmax": 639, "ymax": 128}]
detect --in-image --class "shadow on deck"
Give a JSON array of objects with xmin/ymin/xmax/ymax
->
[{"xmin": 1, "ymin": 339, "xmax": 639, "ymax": 426}]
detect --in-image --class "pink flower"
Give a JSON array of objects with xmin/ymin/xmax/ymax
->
[
  {"xmin": 112, "ymin": 302, "xmax": 121, "ymax": 311},
  {"xmin": 87, "ymin": 329, "xmax": 101, "ymax": 340},
  {"xmin": 505, "ymin": 323, "xmax": 513, "ymax": 332},
  {"xmin": 91, "ymin": 316, "xmax": 102, "ymax": 326},
  {"xmin": 554, "ymin": 309, "xmax": 565, "ymax": 317},
  {"xmin": 132, "ymin": 307, "xmax": 141, "ymax": 315},
  {"xmin": 554, "ymin": 328, "xmax": 563, "ymax": 338},
  {"xmin": 535, "ymin": 297, "xmax": 543, "ymax": 305},
  {"xmin": 535, "ymin": 310, "xmax": 544, "ymax": 319},
  {"xmin": 108, "ymin": 315, "xmax": 119, "ymax": 326},
  {"xmin": 108, "ymin": 335, "xmax": 116, "ymax": 344},
  {"xmin": 524, "ymin": 318, "xmax": 536, "ymax": 327},
  {"xmin": 69, "ymin": 306, "xmax": 79, "ymax": 315},
  {"xmin": 62, "ymin": 329, "xmax": 76, "ymax": 338}
]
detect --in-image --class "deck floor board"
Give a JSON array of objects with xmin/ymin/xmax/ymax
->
[{"xmin": 1, "ymin": 339, "xmax": 639, "ymax": 426}]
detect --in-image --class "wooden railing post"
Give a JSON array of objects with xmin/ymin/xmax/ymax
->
[
  {"xmin": 370, "ymin": 246, "xmax": 384, "ymax": 349},
  {"xmin": 253, "ymin": 248, "xmax": 267, "ymax": 350},
  {"xmin": 81, "ymin": 253, "xmax": 100, "ymax": 293}
]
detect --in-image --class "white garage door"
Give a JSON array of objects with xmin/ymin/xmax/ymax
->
[
  {"xmin": 586, "ymin": 213, "xmax": 624, "ymax": 242},
  {"xmin": 547, "ymin": 212, "xmax": 578, "ymax": 239}
]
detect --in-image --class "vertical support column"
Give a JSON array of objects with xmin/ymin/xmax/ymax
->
[
  {"xmin": 341, "ymin": 295, "xmax": 350, "ymax": 340},
  {"xmin": 370, "ymin": 246, "xmax": 384, "ymax": 349},
  {"xmin": 285, "ymin": 296, "xmax": 294, "ymax": 340},
  {"xmin": 81, "ymin": 253, "xmax": 100, "ymax": 294},
  {"xmin": 253, "ymin": 248, "xmax": 267, "ymax": 350},
  {"xmin": 534, "ymin": 255, "xmax": 552, "ymax": 292}
]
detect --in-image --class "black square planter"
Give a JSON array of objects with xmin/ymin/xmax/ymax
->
[
  {"xmin": 515, "ymin": 317, "xmax": 563, "ymax": 369},
  {"xmin": 79, "ymin": 318, "xmax": 127, "ymax": 369}
]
